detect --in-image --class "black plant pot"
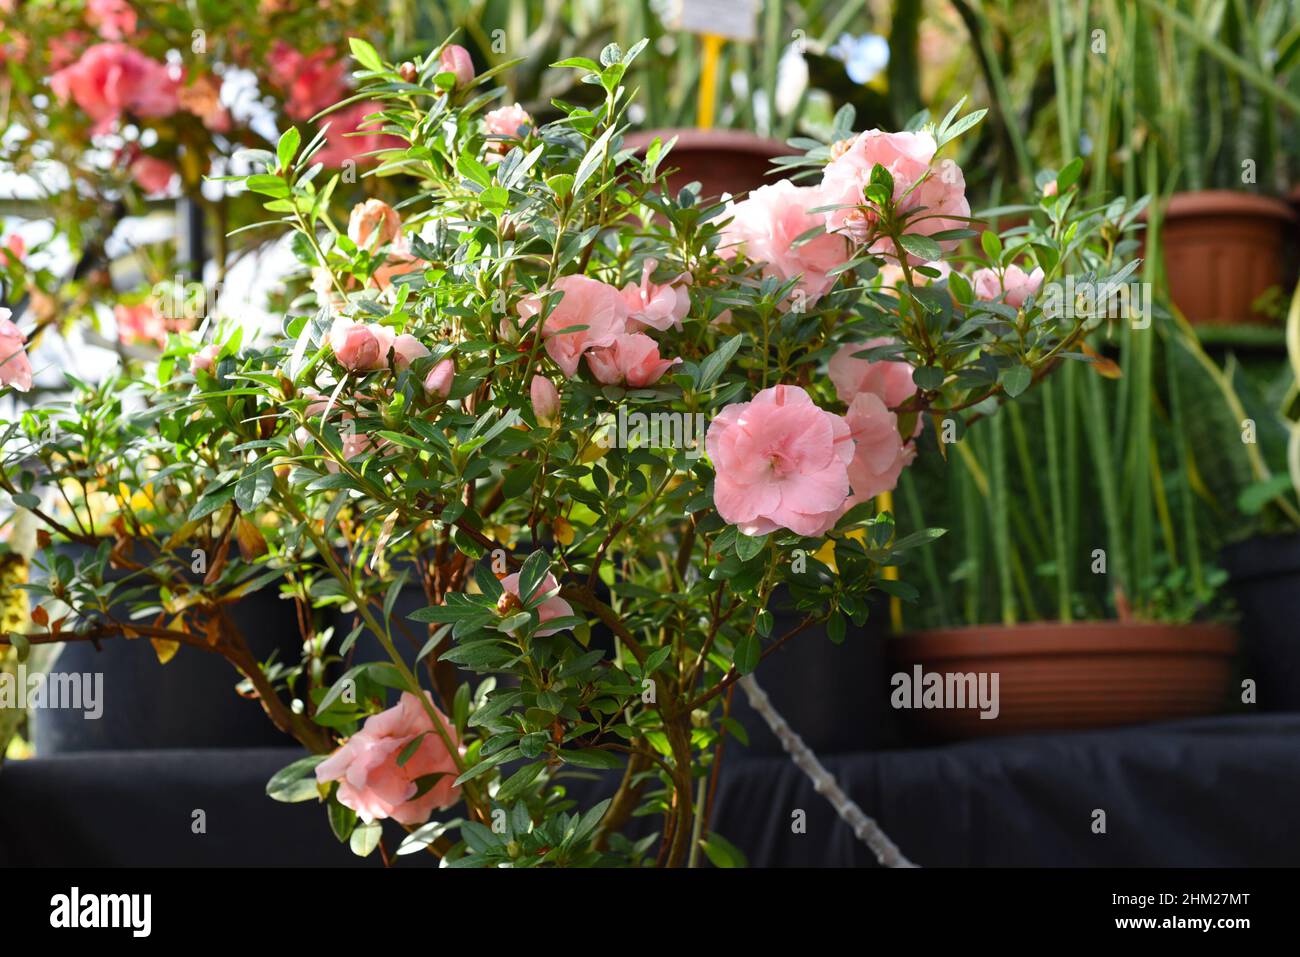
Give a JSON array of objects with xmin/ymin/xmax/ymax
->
[
  {"xmin": 1222, "ymin": 533, "xmax": 1300, "ymax": 712},
  {"xmin": 729, "ymin": 590, "xmax": 900, "ymax": 755},
  {"xmin": 32, "ymin": 545, "xmax": 303, "ymax": 753}
]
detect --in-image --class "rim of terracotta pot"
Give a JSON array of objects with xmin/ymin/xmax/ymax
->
[
  {"xmin": 1161, "ymin": 189, "xmax": 1296, "ymax": 222},
  {"xmin": 623, "ymin": 127, "xmax": 799, "ymax": 158},
  {"xmin": 893, "ymin": 620, "xmax": 1238, "ymax": 660}
]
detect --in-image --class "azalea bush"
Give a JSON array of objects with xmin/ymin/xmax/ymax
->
[
  {"xmin": 0, "ymin": 0, "xmax": 405, "ymax": 354},
  {"xmin": 0, "ymin": 36, "xmax": 1142, "ymax": 866}
]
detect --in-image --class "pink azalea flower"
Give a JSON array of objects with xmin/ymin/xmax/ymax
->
[
  {"xmin": 0, "ymin": 308, "xmax": 33, "ymax": 392},
  {"xmin": 328, "ymin": 317, "xmax": 396, "ymax": 372},
  {"xmin": 818, "ymin": 129, "xmax": 969, "ymax": 262},
  {"xmin": 843, "ymin": 392, "xmax": 914, "ymax": 505},
  {"xmin": 391, "ymin": 333, "xmax": 429, "ymax": 371},
  {"xmin": 315, "ymin": 691, "xmax": 462, "ymax": 825},
  {"xmin": 706, "ymin": 384, "xmax": 854, "ymax": 537},
  {"xmin": 720, "ymin": 180, "xmax": 848, "ymax": 308},
  {"xmin": 585, "ymin": 333, "xmax": 681, "ymax": 387},
  {"xmin": 516, "ymin": 275, "xmax": 628, "ymax": 378},
  {"xmin": 268, "ymin": 41, "xmax": 347, "ymax": 122},
  {"xmin": 347, "ymin": 198, "xmax": 401, "ymax": 249},
  {"xmin": 972, "ymin": 265, "xmax": 1045, "ymax": 308},
  {"xmin": 51, "ymin": 43, "xmax": 180, "ymax": 134},
  {"xmin": 483, "ymin": 103, "xmax": 532, "ymax": 141},
  {"xmin": 499, "ymin": 570, "xmax": 574, "ymax": 637},
  {"xmin": 620, "ymin": 259, "xmax": 691, "ymax": 332},
  {"xmin": 827, "ymin": 337, "xmax": 917, "ymax": 409}
]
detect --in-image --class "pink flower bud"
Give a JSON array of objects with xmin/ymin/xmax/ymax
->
[
  {"xmin": 530, "ymin": 375, "xmax": 560, "ymax": 426},
  {"xmin": 423, "ymin": 358, "xmax": 454, "ymax": 397},
  {"xmin": 438, "ymin": 44, "xmax": 474, "ymax": 88}
]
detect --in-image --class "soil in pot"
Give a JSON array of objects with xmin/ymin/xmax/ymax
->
[
  {"xmin": 623, "ymin": 129, "xmax": 798, "ymax": 203},
  {"xmin": 31, "ymin": 544, "xmax": 304, "ymax": 753},
  {"xmin": 1222, "ymin": 533, "xmax": 1300, "ymax": 712},
  {"xmin": 889, "ymin": 620, "xmax": 1238, "ymax": 741},
  {"xmin": 729, "ymin": 589, "xmax": 901, "ymax": 755},
  {"xmin": 1154, "ymin": 190, "xmax": 1295, "ymax": 325}
]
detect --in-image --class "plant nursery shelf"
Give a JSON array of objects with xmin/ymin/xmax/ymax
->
[{"xmin": 3, "ymin": 712, "xmax": 1297, "ymax": 867}]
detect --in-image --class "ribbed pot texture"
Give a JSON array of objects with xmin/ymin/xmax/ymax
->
[{"xmin": 890, "ymin": 621, "xmax": 1238, "ymax": 740}]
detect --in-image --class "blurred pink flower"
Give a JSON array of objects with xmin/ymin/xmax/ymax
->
[
  {"xmin": 972, "ymin": 264, "xmax": 1044, "ymax": 308},
  {"xmin": 314, "ymin": 101, "xmax": 405, "ymax": 168},
  {"xmin": 51, "ymin": 43, "xmax": 180, "ymax": 134},
  {"xmin": 114, "ymin": 302, "xmax": 168, "ymax": 347},
  {"xmin": 499, "ymin": 570, "xmax": 574, "ymax": 637},
  {"xmin": 130, "ymin": 156, "xmax": 176, "ymax": 195},
  {"xmin": 268, "ymin": 42, "xmax": 347, "ymax": 121},
  {"xmin": 621, "ymin": 259, "xmax": 690, "ymax": 332},
  {"xmin": 178, "ymin": 74, "xmax": 231, "ymax": 133},
  {"xmin": 516, "ymin": 275, "xmax": 628, "ymax": 378},
  {"xmin": 720, "ymin": 181, "xmax": 847, "ymax": 307},
  {"xmin": 585, "ymin": 333, "xmax": 681, "ymax": 387},
  {"xmin": 0, "ymin": 309, "xmax": 33, "ymax": 392},
  {"xmin": 706, "ymin": 384, "xmax": 854, "ymax": 537},
  {"xmin": 315, "ymin": 691, "xmax": 462, "ymax": 825},
  {"xmin": 86, "ymin": 0, "xmax": 137, "ymax": 41},
  {"xmin": 828, "ymin": 337, "xmax": 917, "ymax": 409}
]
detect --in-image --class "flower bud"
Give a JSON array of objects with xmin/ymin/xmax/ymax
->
[{"xmin": 530, "ymin": 375, "xmax": 560, "ymax": 427}]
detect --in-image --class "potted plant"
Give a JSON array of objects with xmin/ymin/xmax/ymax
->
[
  {"xmin": 1194, "ymin": 279, "xmax": 1300, "ymax": 710},
  {"xmin": 890, "ymin": 179, "xmax": 1238, "ymax": 740},
  {"xmin": 2, "ymin": 35, "xmax": 1124, "ymax": 866}
]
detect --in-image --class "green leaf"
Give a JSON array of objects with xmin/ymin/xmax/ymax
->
[
  {"xmin": 559, "ymin": 748, "xmax": 623, "ymax": 769},
  {"xmin": 696, "ymin": 334, "xmax": 744, "ymax": 391},
  {"xmin": 734, "ymin": 532, "xmax": 768, "ymax": 562},
  {"xmin": 699, "ymin": 831, "xmax": 748, "ymax": 868},
  {"xmin": 897, "ymin": 233, "xmax": 942, "ymax": 263},
  {"xmin": 348, "ymin": 37, "xmax": 384, "ymax": 73},
  {"xmin": 277, "ymin": 126, "xmax": 301, "ymax": 173},
  {"xmin": 517, "ymin": 550, "xmax": 551, "ymax": 607},
  {"xmin": 1000, "ymin": 365, "xmax": 1033, "ymax": 398},
  {"xmin": 350, "ymin": 820, "xmax": 382, "ymax": 857},
  {"xmin": 266, "ymin": 755, "xmax": 326, "ymax": 803},
  {"xmin": 733, "ymin": 633, "xmax": 760, "ymax": 675}
]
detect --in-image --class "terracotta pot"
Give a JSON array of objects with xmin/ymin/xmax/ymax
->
[
  {"xmin": 889, "ymin": 621, "xmax": 1238, "ymax": 740},
  {"xmin": 623, "ymin": 128, "xmax": 798, "ymax": 202},
  {"xmin": 1154, "ymin": 190, "xmax": 1295, "ymax": 325}
]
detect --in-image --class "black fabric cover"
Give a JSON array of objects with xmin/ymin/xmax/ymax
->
[{"xmin": 2, "ymin": 713, "xmax": 1297, "ymax": 867}]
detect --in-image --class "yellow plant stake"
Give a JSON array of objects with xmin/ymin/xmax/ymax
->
[
  {"xmin": 696, "ymin": 33, "xmax": 724, "ymax": 129},
  {"xmin": 877, "ymin": 489, "xmax": 903, "ymax": 632}
]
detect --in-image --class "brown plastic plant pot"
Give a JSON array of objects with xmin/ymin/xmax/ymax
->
[
  {"xmin": 888, "ymin": 620, "xmax": 1238, "ymax": 741},
  {"xmin": 1152, "ymin": 190, "xmax": 1295, "ymax": 326},
  {"xmin": 623, "ymin": 128, "xmax": 799, "ymax": 204}
]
